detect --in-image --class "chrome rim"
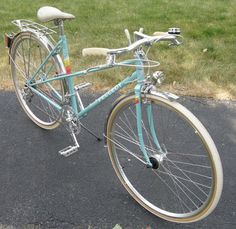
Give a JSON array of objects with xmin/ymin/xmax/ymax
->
[{"xmin": 107, "ymin": 95, "xmax": 218, "ymax": 221}]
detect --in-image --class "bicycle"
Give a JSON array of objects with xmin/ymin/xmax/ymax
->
[{"xmin": 6, "ymin": 6, "xmax": 223, "ymax": 223}]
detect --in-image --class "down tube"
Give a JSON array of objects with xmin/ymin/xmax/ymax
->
[{"xmin": 78, "ymin": 72, "xmax": 138, "ymax": 118}]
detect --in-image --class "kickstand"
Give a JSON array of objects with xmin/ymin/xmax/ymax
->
[{"xmin": 81, "ymin": 123, "xmax": 102, "ymax": 141}]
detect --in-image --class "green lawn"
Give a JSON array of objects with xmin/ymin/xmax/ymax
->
[{"xmin": 1, "ymin": 0, "xmax": 236, "ymax": 99}]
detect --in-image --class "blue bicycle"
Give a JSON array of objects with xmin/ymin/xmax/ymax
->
[{"xmin": 7, "ymin": 6, "xmax": 223, "ymax": 223}]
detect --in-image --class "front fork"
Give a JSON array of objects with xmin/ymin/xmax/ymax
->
[{"xmin": 134, "ymin": 84, "xmax": 163, "ymax": 168}]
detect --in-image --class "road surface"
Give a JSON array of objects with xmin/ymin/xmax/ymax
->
[{"xmin": 0, "ymin": 91, "xmax": 235, "ymax": 228}]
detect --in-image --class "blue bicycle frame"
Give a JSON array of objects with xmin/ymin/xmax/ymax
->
[{"xmin": 26, "ymin": 32, "xmax": 161, "ymax": 167}]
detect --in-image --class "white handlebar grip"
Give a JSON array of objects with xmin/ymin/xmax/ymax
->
[{"xmin": 82, "ymin": 48, "xmax": 110, "ymax": 57}]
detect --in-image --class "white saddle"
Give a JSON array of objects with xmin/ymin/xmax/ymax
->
[{"xmin": 37, "ymin": 6, "xmax": 75, "ymax": 22}]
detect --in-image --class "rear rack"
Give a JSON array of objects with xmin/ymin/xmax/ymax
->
[{"xmin": 12, "ymin": 19, "xmax": 57, "ymax": 36}]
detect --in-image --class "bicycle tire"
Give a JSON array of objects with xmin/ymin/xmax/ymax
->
[
  {"xmin": 105, "ymin": 93, "xmax": 223, "ymax": 223},
  {"xmin": 10, "ymin": 31, "xmax": 67, "ymax": 129}
]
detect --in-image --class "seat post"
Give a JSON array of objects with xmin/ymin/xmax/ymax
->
[{"xmin": 55, "ymin": 19, "xmax": 65, "ymax": 36}]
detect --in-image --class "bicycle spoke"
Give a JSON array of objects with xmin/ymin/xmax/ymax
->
[
  {"xmin": 166, "ymin": 164, "xmax": 212, "ymax": 180},
  {"xmin": 165, "ymin": 158, "xmax": 185, "ymax": 213},
  {"xmin": 164, "ymin": 159, "xmax": 211, "ymax": 169},
  {"xmin": 113, "ymin": 130, "xmax": 158, "ymax": 154},
  {"xmin": 161, "ymin": 163, "xmax": 202, "ymax": 210},
  {"xmin": 152, "ymin": 169, "xmax": 192, "ymax": 212},
  {"xmin": 165, "ymin": 157, "xmax": 211, "ymax": 196},
  {"xmin": 106, "ymin": 134, "xmax": 146, "ymax": 165}
]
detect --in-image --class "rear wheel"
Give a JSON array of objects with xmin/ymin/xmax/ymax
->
[
  {"xmin": 10, "ymin": 31, "xmax": 66, "ymax": 129},
  {"xmin": 106, "ymin": 94, "xmax": 223, "ymax": 223}
]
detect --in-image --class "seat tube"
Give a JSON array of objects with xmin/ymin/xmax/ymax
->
[{"xmin": 59, "ymin": 20, "xmax": 78, "ymax": 115}]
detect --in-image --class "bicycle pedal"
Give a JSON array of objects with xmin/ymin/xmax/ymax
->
[{"xmin": 59, "ymin": 145, "xmax": 79, "ymax": 157}]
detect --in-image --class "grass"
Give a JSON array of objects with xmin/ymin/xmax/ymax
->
[{"xmin": 0, "ymin": 0, "xmax": 236, "ymax": 99}]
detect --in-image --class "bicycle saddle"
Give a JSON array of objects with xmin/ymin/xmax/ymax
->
[{"xmin": 37, "ymin": 6, "xmax": 75, "ymax": 22}]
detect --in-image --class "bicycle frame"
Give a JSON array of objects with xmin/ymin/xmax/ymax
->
[
  {"xmin": 27, "ymin": 34, "xmax": 145, "ymax": 117},
  {"xmin": 25, "ymin": 32, "xmax": 158, "ymax": 167}
]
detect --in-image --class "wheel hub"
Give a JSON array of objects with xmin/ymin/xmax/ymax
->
[
  {"xmin": 22, "ymin": 86, "xmax": 34, "ymax": 102},
  {"xmin": 149, "ymin": 150, "xmax": 167, "ymax": 169},
  {"xmin": 149, "ymin": 157, "xmax": 159, "ymax": 169}
]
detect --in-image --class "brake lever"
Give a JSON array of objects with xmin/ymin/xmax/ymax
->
[
  {"xmin": 168, "ymin": 35, "xmax": 183, "ymax": 47},
  {"xmin": 124, "ymin": 29, "xmax": 132, "ymax": 45}
]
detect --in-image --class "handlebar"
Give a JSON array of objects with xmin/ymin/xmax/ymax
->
[{"xmin": 82, "ymin": 29, "xmax": 182, "ymax": 57}]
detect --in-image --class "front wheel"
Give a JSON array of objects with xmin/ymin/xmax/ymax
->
[{"xmin": 106, "ymin": 94, "xmax": 223, "ymax": 223}]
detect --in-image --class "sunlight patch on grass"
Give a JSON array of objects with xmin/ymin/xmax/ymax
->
[{"xmin": 162, "ymin": 80, "xmax": 236, "ymax": 100}]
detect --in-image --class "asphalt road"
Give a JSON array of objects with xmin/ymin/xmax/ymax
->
[{"xmin": 0, "ymin": 91, "xmax": 236, "ymax": 229}]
